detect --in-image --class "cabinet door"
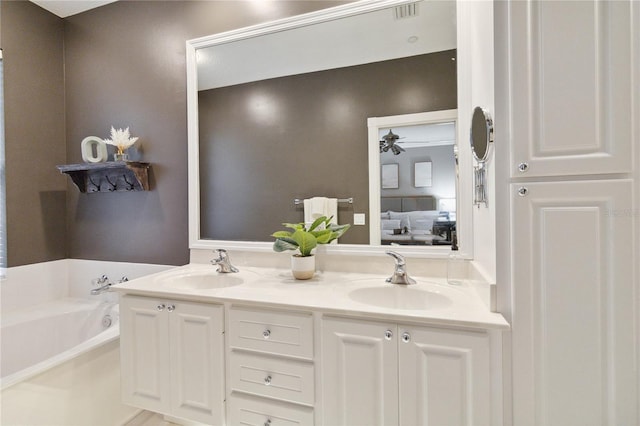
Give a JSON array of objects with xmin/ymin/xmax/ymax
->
[
  {"xmin": 398, "ymin": 326, "xmax": 491, "ymax": 426},
  {"xmin": 507, "ymin": 0, "xmax": 633, "ymax": 177},
  {"xmin": 511, "ymin": 180, "xmax": 635, "ymax": 425},
  {"xmin": 321, "ymin": 317, "xmax": 398, "ymax": 426},
  {"xmin": 120, "ymin": 295, "xmax": 171, "ymax": 413},
  {"xmin": 169, "ymin": 301, "xmax": 224, "ymax": 425}
]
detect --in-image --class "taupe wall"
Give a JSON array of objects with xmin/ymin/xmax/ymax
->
[
  {"xmin": 62, "ymin": 1, "xmax": 348, "ymax": 265},
  {"xmin": 0, "ymin": 0, "xmax": 345, "ymax": 266},
  {"xmin": 1, "ymin": 0, "xmax": 66, "ymax": 266},
  {"xmin": 199, "ymin": 52, "xmax": 457, "ymax": 244}
]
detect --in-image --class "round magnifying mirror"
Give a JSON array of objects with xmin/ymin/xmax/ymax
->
[{"xmin": 470, "ymin": 106, "xmax": 494, "ymax": 163}]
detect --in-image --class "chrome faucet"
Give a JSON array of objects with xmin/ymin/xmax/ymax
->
[
  {"xmin": 385, "ymin": 251, "xmax": 416, "ymax": 285},
  {"xmin": 91, "ymin": 275, "xmax": 111, "ymax": 295},
  {"xmin": 90, "ymin": 275, "xmax": 128, "ymax": 295},
  {"xmin": 211, "ymin": 249, "xmax": 239, "ymax": 273}
]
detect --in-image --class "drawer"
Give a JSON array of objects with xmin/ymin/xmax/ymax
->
[
  {"xmin": 230, "ymin": 351, "xmax": 314, "ymax": 405},
  {"xmin": 229, "ymin": 306, "xmax": 313, "ymax": 359},
  {"xmin": 227, "ymin": 393, "xmax": 314, "ymax": 426}
]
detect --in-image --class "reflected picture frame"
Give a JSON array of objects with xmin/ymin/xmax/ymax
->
[
  {"xmin": 381, "ymin": 163, "xmax": 399, "ymax": 189},
  {"xmin": 414, "ymin": 161, "xmax": 432, "ymax": 187}
]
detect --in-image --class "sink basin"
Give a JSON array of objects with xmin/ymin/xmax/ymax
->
[
  {"xmin": 348, "ymin": 285, "xmax": 453, "ymax": 310},
  {"xmin": 158, "ymin": 271, "xmax": 244, "ymax": 290}
]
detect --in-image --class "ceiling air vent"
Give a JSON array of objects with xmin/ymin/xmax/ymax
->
[{"xmin": 394, "ymin": 2, "xmax": 419, "ymax": 20}]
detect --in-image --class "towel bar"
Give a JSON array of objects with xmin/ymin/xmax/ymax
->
[{"xmin": 294, "ymin": 197, "xmax": 353, "ymax": 205}]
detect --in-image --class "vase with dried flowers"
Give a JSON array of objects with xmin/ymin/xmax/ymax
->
[{"xmin": 103, "ymin": 126, "xmax": 139, "ymax": 162}]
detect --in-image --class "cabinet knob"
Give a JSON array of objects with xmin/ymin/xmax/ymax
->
[
  {"xmin": 167, "ymin": 304, "xmax": 176, "ymax": 312},
  {"xmin": 264, "ymin": 375, "xmax": 272, "ymax": 386},
  {"xmin": 401, "ymin": 332, "xmax": 411, "ymax": 343},
  {"xmin": 263, "ymin": 329, "xmax": 271, "ymax": 339},
  {"xmin": 156, "ymin": 304, "xmax": 165, "ymax": 311},
  {"xmin": 517, "ymin": 187, "xmax": 529, "ymax": 197},
  {"xmin": 518, "ymin": 162, "xmax": 529, "ymax": 173},
  {"xmin": 264, "ymin": 419, "xmax": 272, "ymax": 426},
  {"xmin": 384, "ymin": 329, "xmax": 393, "ymax": 340}
]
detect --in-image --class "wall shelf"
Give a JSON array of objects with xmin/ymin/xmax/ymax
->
[{"xmin": 57, "ymin": 162, "xmax": 151, "ymax": 193}]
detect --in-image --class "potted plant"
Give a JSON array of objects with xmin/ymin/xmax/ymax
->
[{"xmin": 272, "ymin": 216, "xmax": 350, "ymax": 280}]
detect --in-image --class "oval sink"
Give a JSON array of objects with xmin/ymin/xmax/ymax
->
[
  {"xmin": 348, "ymin": 285, "xmax": 453, "ymax": 310},
  {"xmin": 158, "ymin": 271, "xmax": 244, "ymax": 290}
]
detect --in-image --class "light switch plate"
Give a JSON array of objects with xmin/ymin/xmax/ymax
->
[{"xmin": 353, "ymin": 213, "xmax": 366, "ymax": 225}]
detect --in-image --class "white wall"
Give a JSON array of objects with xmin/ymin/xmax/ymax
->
[{"xmin": 457, "ymin": 0, "xmax": 496, "ymax": 282}]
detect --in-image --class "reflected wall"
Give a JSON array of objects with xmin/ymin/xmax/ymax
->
[{"xmin": 199, "ymin": 50, "xmax": 457, "ymax": 244}]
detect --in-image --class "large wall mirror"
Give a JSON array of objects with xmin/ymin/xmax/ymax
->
[{"xmin": 187, "ymin": 0, "xmax": 474, "ymax": 258}]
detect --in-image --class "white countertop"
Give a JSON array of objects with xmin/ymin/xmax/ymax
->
[{"xmin": 112, "ymin": 263, "xmax": 509, "ymax": 330}]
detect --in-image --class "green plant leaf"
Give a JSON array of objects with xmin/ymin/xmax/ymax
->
[
  {"xmin": 282, "ymin": 222, "xmax": 304, "ymax": 231},
  {"xmin": 273, "ymin": 238, "xmax": 298, "ymax": 252},
  {"xmin": 308, "ymin": 216, "xmax": 326, "ymax": 232},
  {"xmin": 326, "ymin": 223, "xmax": 351, "ymax": 242},
  {"xmin": 313, "ymin": 229, "xmax": 333, "ymax": 244},
  {"xmin": 291, "ymin": 230, "xmax": 317, "ymax": 257},
  {"xmin": 271, "ymin": 231, "xmax": 293, "ymax": 238},
  {"xmin": 272, "ymin": 217, "xmax": 351, "ymax": 255}
]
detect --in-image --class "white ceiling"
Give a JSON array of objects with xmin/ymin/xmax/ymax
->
[
  {"xmin": 30, "ymin": 0, "xmax": 118, "ymax": 18},
  {"xmin": 197, "ymin": 0, "xmax": 456, "ymax": 90},
  {"xmin": 380, "ymin": 122, "xmax": 456, "ymax": 149}
]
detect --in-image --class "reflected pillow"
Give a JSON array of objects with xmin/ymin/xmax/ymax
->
[
  {"xmin": 388, "ymin": 212, "xmax": 410, "ymax": 232},
  {"xmin": 381, "ymin": 219, "xmax": 401, "ymax": 230}
]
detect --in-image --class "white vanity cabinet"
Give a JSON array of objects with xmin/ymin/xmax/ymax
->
[
  {"xmin": 226, "ymin": 305, "xmax": 315, "ymax": 426},
  {"xmin": 119, "ymin": 295, "xmax": 225, "ymax": 425},
  {"xmin": 507, "ymin": 0, "xmax": 633, "ymax": 178},
  {"xmin": 510, "ymin": 180, "xmax": 635, "ymax": 424},
  {"xmin": 321, "ymin": 316, "xmax": 492, "ymax": 426},
  {"xmin": 498, "ymin": 0, "xmax": 639, "ymax": 423}
]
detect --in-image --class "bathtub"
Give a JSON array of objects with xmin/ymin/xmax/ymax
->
[{"xmin": 0, "ymin": 259, "xmax": 173, "ymax": 426}]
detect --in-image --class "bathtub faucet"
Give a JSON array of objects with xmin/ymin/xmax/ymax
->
[
  {"xmin": 211, "ymin": 249, "xmax": 239, "ymax": 273},
  {"xmin": 90, "ymin": 276, "xmax": 128, "ymax": 295},
  {"xmin": 91, "ymin": 275, "xmax": 112, "ymax": 295}
]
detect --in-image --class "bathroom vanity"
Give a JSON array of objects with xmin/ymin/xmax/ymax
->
[{"xmin": 114, "ymin": 263, "xmax": 508, "ymax": 425}]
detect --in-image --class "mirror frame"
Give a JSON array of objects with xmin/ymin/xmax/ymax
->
[
  {"xmin": 470, "ymin": 106, "xmax": 494, "ymax": 163},
  {"xmin": 187, "ymin": 0, "xmax": 473, "ymax": 259},
  {"xmin": 368, "ymin": 109, "xmax": 472, "ymax": 257}
]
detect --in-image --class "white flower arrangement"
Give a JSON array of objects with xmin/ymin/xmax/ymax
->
[{"xmin": 103, "ymin": 126, "xmax": 139, "ymax": 155}]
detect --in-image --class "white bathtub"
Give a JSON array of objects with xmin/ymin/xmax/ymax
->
[
  {"xmin": 1, "ymin": 298, "xmax": 120, "ymax": 385},
  {"xmin": 0, "ymin": 259, "xmax": 173, "ymax": 426}
]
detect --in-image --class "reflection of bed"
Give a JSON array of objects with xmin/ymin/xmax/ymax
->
[{"xmin": 381, "ymin": 196, "xmax": 454, "ymax": 245}]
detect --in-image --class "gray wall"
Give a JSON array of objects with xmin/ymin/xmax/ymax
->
[
  {"xmin": 199, "ymin": 52, "xmax": 457, "ymax": 244},
  {"xmin": 381, "ymin": 144, "xmax": 456, "ymax": 202},
  {"xmin": 1, "ymin": 0, "xmax": 346, "ymax": 266},
  {"xmin": 1, "ymin": 0, "xmax": 66, "ymax": 266}
]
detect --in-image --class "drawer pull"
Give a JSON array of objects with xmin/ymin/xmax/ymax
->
[
  {"xmin": 264, "ymin": 375, "xmax": 272, "ymax": 386},
  {"xmin": 262, "ymin": 329, "xmax": 271, "ymax": 339}
]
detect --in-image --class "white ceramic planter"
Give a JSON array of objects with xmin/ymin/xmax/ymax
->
[{"xmin": 291, "ymin": 255, "xmax": 315, "ymax": 280}]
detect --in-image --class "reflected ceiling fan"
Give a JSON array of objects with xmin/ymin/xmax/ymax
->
[{"xmin": 379, "ymin": 129, "xmax": 405, "ymax": 155}]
